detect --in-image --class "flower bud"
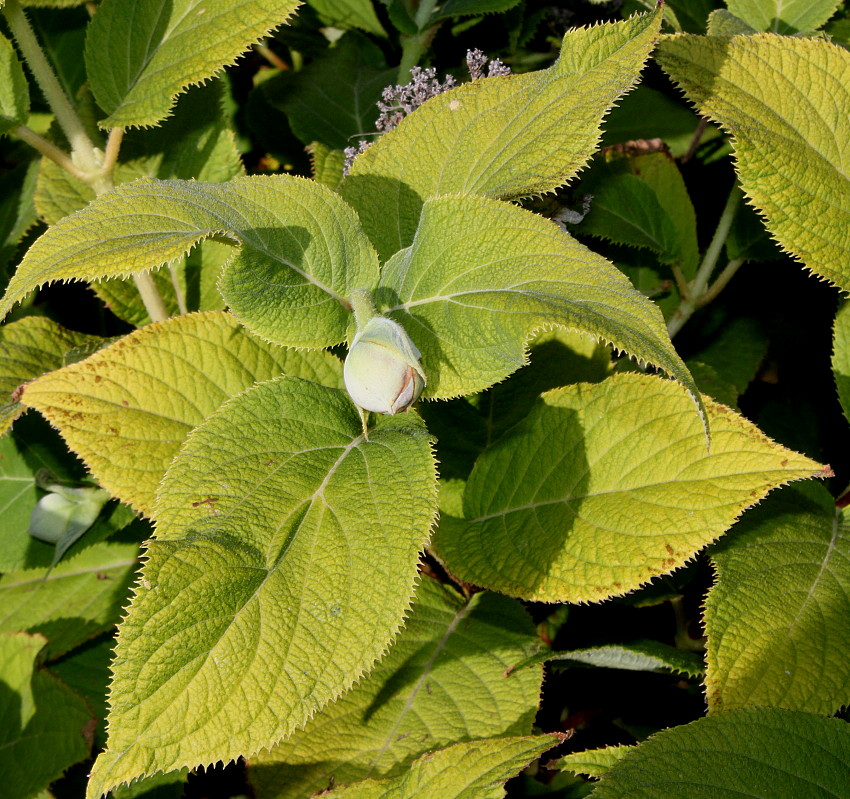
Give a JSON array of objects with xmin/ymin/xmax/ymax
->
[{"xmin": 344, "ymin": 316, "xmax": 426, "ymax": 414}]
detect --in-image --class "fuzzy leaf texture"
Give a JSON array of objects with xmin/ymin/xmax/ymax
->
[
  {"xmin": 547, "ymin": 641, "xmax": 703, "ymax": 678},
  {"xmin": 84, "ymin": 0, "xmax": 300, "ymax": 128},
  {"xmin": 376, "ymin": 194, "xmax": 702, "ymax": 410},
  {"xmin": 250, "ymin": 577, "xmax": 544, "ymax": 799},
  {"xmin": 22, "ymin": 312, "xmax": 343, "ymax": 516},
  {"xmin": 0, "ymin": 316, "xmax": 101, "ymax": 434},
  {"xmin": 551, "ymin": 745, "xmax": 633, "ymax": 778},
  {"xmin": 0, "ymin": 632, "xmax": 94, "ymax": 799},
  {"xmin": 725, "ymin": 0, "xmax": 841, "ymax": 34},
  {"xmin": 342, "ymin": 8, "xmax": 662, "ymax": 261},
  {"xmin": 319, "ymin": 735, "xmax": 564, "ymax": 799},
  {"xmin": 86, "ymin": 377, "xmax": 437, "ymax": 797},
  {"xmin": 0, "ymin": 32, "xmax": 29, "ymax": 133},
  {"xmin": 704, "ymin": 481, "xmax": 850, "ymax": 714},
  {"xmin": 432, "ymin": 373, "xmax": 826, "ymax": 602},
  {"xmin": 590, "ymin": 708, "xmax": 850, "ymax": 798},
  {"xmin": 656, "ymin": 34, "xmax": 850, "ymax": 293},
  {"xmin": 1, "ymin": 175, "xmax": 379, "ymax": 346}
]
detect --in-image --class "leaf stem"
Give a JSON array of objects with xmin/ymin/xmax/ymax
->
[
  {"xmin": 133, "ymin": 272, "xmax": 171, "ymax": 323},
  {"xmin": 101, "ymin": 126, "xmax": 125, "ymax": 176},
  {"xmin": 349, "ymin": 288, "xmax": 376, "ymax": 330},
  {"xmin": 10, "ymin": 124, "xmax": 90, "ymax": 181},
  {"xmin": 667, "ymin": 183, "xmax": 742, "ymax": 338},
  {"xmin": 168, "ymin": 264, "xmax": 188, "ymax": 315},
  {"xmin": 2, "ymin": 0, "xmax": 100, "ymax": 174}
]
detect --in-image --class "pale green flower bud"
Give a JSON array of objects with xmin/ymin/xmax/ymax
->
[{"xmin": 344, "ymin": 316, "xmax": 426, "ymax": 414}]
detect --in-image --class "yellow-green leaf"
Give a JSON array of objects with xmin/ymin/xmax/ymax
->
[
  {"xmin": 705, "ymin": 481, "xmax": 850, "ymax": 714},
  {"xmin": 725, "ymin": 0, "xmax": 841, "ymax": 34},
  {"xmin": 551, "ymin": 745, "xmax": 634, "ymax": 778},
  {"xmin": 432, "ymin": 373, "xmax": 826, "ymax": 602},
  {"xmin": 0, "ymin": 32, "xmax": 28, "ymax": 134},
  {"xmin": 87, "ymin": 378, "xmax": 437, "ymax": 796},
  {"xmin": 656, "ymin": 33, "xmax": 850, "ymax": 292},
  {"xmin": 320, "ymin": 735, "xmax": 564, "ymax": 799},
  {"xmin": 342, "ymin": 9, "xmax": 662, "ymax": 261},
  {"xmin": 84, "ymin": 0, "xmax": 300, "ymax": 128},
  {"xmin": 250, "ymin": 577, "xmax": 544, "ymax": 799},
  {"xmin": 21, "ymin": 311, "xmax": 343, "ymax": 516},
  {"xmin": 0, "ymin": 316, "xmax": 102, "ymax": 435}
]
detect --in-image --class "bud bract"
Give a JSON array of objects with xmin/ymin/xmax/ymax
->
[{"xmin": 344, "ymin": 316, "xmax": 426, "ymax": 414}]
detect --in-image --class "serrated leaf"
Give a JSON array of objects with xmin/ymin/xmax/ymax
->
[
  {"xmin": 320, "ymin": 735, "xmax": 564, "ymax": 799},
  {"xmin": 0, "ymin": 632, "xmax": 94, "ymax": 799},
  {"xmin": 833, "ymin": 302, "xmax": 850, "ymax": 427},
  {"xmin": 726, "ymin": 201, "xmax": 783, "ymax": 263},
  {"xmin": 0, "ymin": 316, "xmax": 102, "ymax": 434},
  {"xmin": 656, "ymin": 33, "xmax": 850, "ymax": 292},
  {"xmin": 590, "ymin": 707, "xmax": 850, "ymax": 798},
  {"xmin": 725, "ymin": 0, "xmax": 841, "ymax": 34},
  {"xmin": 432, "ymin": 0, "xmax": 523, "ymax": 22},
  {"xmin": 22, "ymin": 311, "xmax": 344, "ymax": 516},
  {"xmin": 0, "ymin": 32, "xmax": 28, "ymax": 134},
  {"xmin": 305, "ymin": 0, "xmax": 387, "ymax": 36},
  {"xmin": 86, "ymin": 378, "xmax": 437, "ymax": 796},
  {"xmin": 579, "ymin": 149, "xmax": 699, "ymax": 279},
  {"xmin": 261, "ymin": 33, "xmax": 395, "ymax": 150},
  {"xmin": 84, "ymin": 0, "xmax": 300, "ymax": 128},
  {"xmin": 376, "ymin": 194, "xmax": 701, "ymax": 411},
  {"xmin": 705, "ymin": 481, "xmax": 850, "ymax": 714},
  {"xmin": 2, "ymin": 176, "xmax": 377, "ymax": 348},
  {"xmin": 548, "ymin": 641, "xmax": 703, "ymax": 678},
  {"xmin": 551, "ymin": 745, "xmax": 634, "ymax": 778},
  {"xmin": 342, "ymin": 9, "xmax": 662, "ymax": 261},
  {"xmin": 432, "ymin": 372, "xmax": 826, "ymax": 602},
  {"xmin": 310, "ymin": 142, "xmax": 346, "ymax": 190},
  {"xmin": 0, "ymin": 537, "xmax": 141, "ymax": 658},
  {"xmin": 250, "ymin": 577, "xmax": 544, "ymax": 799},
  {"xmin": 706, "ymin": 10, "xmax": 758, "ymax": 37}
]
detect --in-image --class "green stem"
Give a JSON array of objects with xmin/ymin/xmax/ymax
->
[
  {"xmin": 349, "ymin": 289, "xmax": 377, "ymax": 330},
  {"xmin": 396, "ymin": 0, "xmax": 441, "ymax": 82},
  {"xmin": 11, "ymin": 124, "xmax": 90, "ymax": 181},
  {"xmin": 133, "ymin": 272, "xmax": 170, "ymax": 323},
  {"xmin": 3, "ymin": 0, "xmax": 100, "ymax": 174},
  {"xmin": 667, "ymin": 184, "xmax": 743, "ymax": 338}
]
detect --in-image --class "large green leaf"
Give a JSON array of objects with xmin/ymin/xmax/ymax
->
[
  {"xmin": 1, "ymin": 176, "xmax": 378, "ymax": 347},
  {"xmin": 342, "ymin": 9, "xmax": 662, "ymax": 261},
  {"xmin": 84, "ymin": 0, "xmax": 300, "ymax": 128},
  {"xmin": 22, "ymin": 311, "xmax": 344, "ymax": 516},
  {"xmin": 432, "ymin": 372, "xmax": 826, "ymax": 602},
  {"xmin": 250, "ymin": 577, "xmax": 544, "ymax": 799},
  {"xmin": 0, "ymin": 536, "xmax": 141, "ymax": 658},
  {"xmin": 656, "ymin": 33, "xmax": 850, "ymax": 292},
  {"xmin": 377, "ymin": 194, "xmax": 701, "ymax": 413},
  {"xmin": 261, "ymin": 33, "xmax": 395, "ymax": 150},
  {"xmin": 725, "ymin": 0, "xmax": 841, "ymax": 33},
  {"xmin": 0, "ymin": 32, "xmax": 28, "ymax": 134},
  {"xmin": 705, "ymin": 481, "xmax": 850, "ymax": 714},
  {"xmin": 590, "ymin": 708, "xmax": 850, "ymax": 798},
  {"xmin": 321, "ymin": 735, "xmax": 564, "ymax": 799},
  {"xmin": 0, "ymin": 632, "xmax": 94, "ymax": 799},
  {"xmin": 87, "ymin": 377, "xmax": 438, "ymax": 797},
  {"xmin": 0, "ymin": 316, "xmax": 101, "ymax": 434}
]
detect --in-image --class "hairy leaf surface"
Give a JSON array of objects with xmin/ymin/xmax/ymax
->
[
  {"xmin": 250, "ymin": 577, "xmax": 544, "ymax": 798},
  {"xmin": 432, "ymin": 373, "xmax": 825, "ymax": 602},
  {"xmin": 0, "ymin": 538, "xmax": 141, "ymax": 658},
  {"xmin": 320, "ymin": 735, "xmax": 564, "ymax": 799},
  {"xmin": 22, "ymin": 312, "xmax": 343, "ymax": 515},
  {"xmin": 0, "ymin": 632, "xmax": 93, "ymax": 799},
  {"xmin": 548, "ymin": 641, "xmax": 703, "ymax": 678},
  {"xmin": 342, "ymin": 9, "xmax": 662, "ymax": 260},
  {"xmin": 0, "ymin": 32, "xmax": 28, "ymax": 133},
  {"xmin": 85, "ymin": 0, "xmax": 300, "ymax": 128},
  {"xmin": 377, "ymin": 195, "xmax": 700, "ymax": 406},
  {"xmin": 705, "ymin": 482, "xmax": 850, "ymax": 714},
  {"xmin": 551, "ymin": 745, "xmax": 633, "ymax": 778},
  {"xmin": 591, "ymin": 708, "xmax": 850, "ymax": 798},
  {"xmin": 0, "ymin": 316, "xmax": 101, "ymax": 434},
  {"xmin": 2, "ymin": 176, "xmax": 377, "ymax": 347},
  {"xmin": 87, "ymin": 378, "xmax": 437, "ymax": 796},
  {"xmin": 657, "ymin": 34, "xmax": 850, "ymax": 292},
  {"xmin": 725, "ymin": 0, "xmax": 841, "ymax": 33}
]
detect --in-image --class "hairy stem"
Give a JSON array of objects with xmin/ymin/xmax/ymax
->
[
  {"xmin": 667, "ymin": 184, "xmax": 742, "ymax": 338},
  {"xmin": 349, "ymin": 288, "xmax": 377, "ymax": 331},
  {"xmin": 168, "ymin": 264, "xmax": 188, "ymax": 316},
  {"xmin": 3, "ymin": 0, "xmax": 100, "ymax": 173},
  {"xmin": 10, "ymin": 124, "xmax": 90, "ymax": 181},
  {"xmin": 133, "ymin": 273, "xmax": 171, "ymax": 323}
]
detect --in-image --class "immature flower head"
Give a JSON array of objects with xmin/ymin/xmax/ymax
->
[{"xmin": 344, "ymin": 316, "xmax": 426, "ymax": 415}]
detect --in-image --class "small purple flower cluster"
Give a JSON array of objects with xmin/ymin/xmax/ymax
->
[{"xmin": 343, "ymin": 51, "xmax": 512, "ymax": 175}]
